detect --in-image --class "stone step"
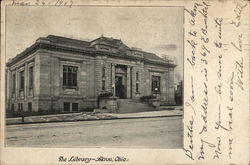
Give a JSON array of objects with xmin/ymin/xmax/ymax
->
[
  {"xmin": 117, "ymin": 99, "xmax": 134, "ymax": 101},
  {"xmin": 117, "ymin": 99, "xmax": 140, "ymax": 103}
]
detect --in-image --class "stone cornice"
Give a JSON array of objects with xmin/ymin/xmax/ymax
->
[
  {"xmin": 6, "ymin": 43, "xmax": 40, "ymax": 67},
  {"xmin": 7, "ymin": 42, "xmax": 177, "ymax": 68}
]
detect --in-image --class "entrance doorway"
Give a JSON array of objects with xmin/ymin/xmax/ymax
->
[{"xmin": 115, "ymin": 76, "xmax": 125, "ymax": 98}]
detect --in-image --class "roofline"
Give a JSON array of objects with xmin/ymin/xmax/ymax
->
[
  {"xmin": 90, "ymin": 36, "xmax": 102, "ymax": 43},
  {"xmin": 91, "ymin": 43, "xmax": 119, "ymax": 48},
  {"xmin": 7, "ymin": 40, "xmax": 176, "ymax": 68},
  {"xmin": 47, "ymin": 35, "xmax": 90, "ymax": 44},
  {"xmin": 6, "ymin": 43, "xmax": 40, "ymax": 67}
]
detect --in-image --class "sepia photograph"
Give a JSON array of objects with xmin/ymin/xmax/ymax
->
[
  {"xmin": 1, "ymin": 0, "xmax": 249, "ymax": 164},
  {"xmin": 4, "ymin": 6, "xmax": 184, "ymax": 148}
]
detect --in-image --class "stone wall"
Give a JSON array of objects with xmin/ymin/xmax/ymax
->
[
  {"xmin": 37, "ymin": 50, "xmax": 97, "ymax": 111},
  {"xmin": 6, "ymin": 51, "xmax": 38, "ymax": 112},
  {"xmin": 6, "ymin": 48, "xmax": 176, "ymax": 113},
  {"xmin": 143, "ymin": 63, "xmax": 176, "ymax": 105}
]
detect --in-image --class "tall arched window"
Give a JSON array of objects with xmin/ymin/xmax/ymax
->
[
  {"xmin": 136, "ymin": 71, "xmax": 139, "ymax": 93},
  {"xmin": 19, "ymin": 71, "xmax": 24, "ymax": 91},
  {"xmin": 12, "ymin": 73, "xmax": 16, "ymax": 97},
  {"xmin": 29, "ymin": 66, "xmax": 33, "ymax": 89}
]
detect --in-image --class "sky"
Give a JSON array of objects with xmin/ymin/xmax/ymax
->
[{"xmin": 6, "ymin": 6, "xmax": 183, "ymax": 83}]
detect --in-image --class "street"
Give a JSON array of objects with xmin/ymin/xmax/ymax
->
[{"xmin": 5, "ymin": 116, "xmax": 183, "ymax": 148}]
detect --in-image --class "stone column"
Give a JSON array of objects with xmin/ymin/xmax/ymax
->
[
  {"xmin": 168, "ymin": 68, "xmax": 175, "ymax": 105},
  {"xmin": 25, "ymin": 62, "xmax": 28, "ymax": 100},
  {"xmin": 95, "ymin": 56, "xmax": 102, "ymax": 95},
  {"xmin": 126, "ymin": 66, "xmax": 131, "ymax": 98},
  {"xmin": 131, "ymin": 67, "xmax": 137, "ymax": 99},
  {"xmin": 111, "ymin": 64, "xmax": 116, "ymax": 96},
  {"xmin": 105, "ymin": 62, "xmax": 111, "ymax": 92}
]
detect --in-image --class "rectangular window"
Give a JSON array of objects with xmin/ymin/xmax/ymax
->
[
  {"xmin": 72, "ymin": 103, "xmax": 78, "ymax": 112},
  {"xmin": 28, "ymin": 103, "xmax": 32, "ymax": 112},
  {"xmin": 102, "ymin": 67, "xmax": 106, "ymax": 78},
  {"xmin": 12, "ymin": 74, "xmax": 16, "ymax": 97},
  {"xmin": 152, "ymin": 76, "xmax": 161, "ymax": 92},
  {"xmin": 19, "ymin": 71, "xmax": 24, "ymax": 91},
  {"xmin": 63, "ymin": 66, "xmax": 78, "ymax": 87},
  {"xmin": 102, "ymin": 80, "xmax": 105, "ymax": 90},
  {"xmin": 29, "ymin": 67, "xmax": 33, "ymax": 89},
  {"xmin": 136, "ymin": 71, "xmax": 139, "ymax": 81},
  {"xmin": 136, "ymin": 83, "xmax": 139, "ymax": 93},
  {"xmin": 63, "ymin": 102, "xmax": 70, "ymax": 112}
]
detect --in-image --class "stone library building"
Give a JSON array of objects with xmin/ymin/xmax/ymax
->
[{"xmin": 6, "ymin": 35, "xmax": 176, "ymax": 113}]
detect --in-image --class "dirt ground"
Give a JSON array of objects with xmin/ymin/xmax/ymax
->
[{"xmin": 6, "ymin": 116, "xmax": 183, "ymax": 148}]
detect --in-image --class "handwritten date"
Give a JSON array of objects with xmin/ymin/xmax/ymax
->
[{"xmin": 12, "ymin": 0, "xmax": 74, "ymax": 8}]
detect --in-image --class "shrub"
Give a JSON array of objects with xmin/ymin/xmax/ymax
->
[
  {"xmin": 140, "ymin": 95, "xmax": 156, "ymax": 102},
  {"xmin": 98, "ymin": 91, "xmax": 113, "ymax": 98},
  {"xmin": 80, "ymin": 107, "xmax": 94, "ymax": 112}
]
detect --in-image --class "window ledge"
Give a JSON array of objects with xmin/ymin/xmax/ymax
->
[
  {"xmin": 63, "ymin": 86, "xmax": 78, "ymax": 89},
  {"xmin": 63, "ymin": 86, "xmax": 79, "ymax": 90}
]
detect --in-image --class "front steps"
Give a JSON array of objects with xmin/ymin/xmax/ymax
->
[{"xmin": 117, "ymin": 99, "xmax": 157, "ymax": 114}]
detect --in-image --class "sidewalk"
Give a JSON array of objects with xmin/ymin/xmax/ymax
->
[
  {"xmin": 113, "ymin": 109, "xmax": 183, "ymax": 118},
  {"xmin": 6, "ymin": 109, "xmax": 183, "ymax": 125}
]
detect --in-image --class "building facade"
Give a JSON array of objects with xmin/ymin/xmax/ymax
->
[{"xmin": 6, "ymin": 35, "xmax": 176, "ymax": 112}]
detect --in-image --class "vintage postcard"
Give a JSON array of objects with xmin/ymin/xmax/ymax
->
[{"xmin": 0, "ymin": 0, "xmax": 249, "ymax": 164}]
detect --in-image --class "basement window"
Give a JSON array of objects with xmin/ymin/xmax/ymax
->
[
  {"xmin": 63, "ymin": 102, "xmax": 70, "ymax": 112},
  {"xmin": 72, "ymin": 103, "xmax": 78, "ymax": 112}
]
